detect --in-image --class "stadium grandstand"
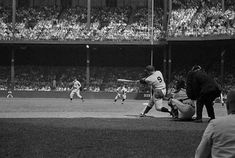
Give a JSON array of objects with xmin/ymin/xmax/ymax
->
[{"xmin": 0, "ymin": 0, "xmax": 235, "ymax": 97}]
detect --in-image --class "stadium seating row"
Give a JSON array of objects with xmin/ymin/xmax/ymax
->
[{"xmin": 0, "ymin": 2, "xmax": 234, "ymax": 41}]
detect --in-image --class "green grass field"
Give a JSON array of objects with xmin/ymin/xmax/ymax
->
[{"xmin": 0, "ymin": 98, "xmax": 227, "ymax": 158}]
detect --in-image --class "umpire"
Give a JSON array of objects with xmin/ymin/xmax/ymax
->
[{"xmin": 186, "ymin": 65, "xmax": 221, "ymax": 123}]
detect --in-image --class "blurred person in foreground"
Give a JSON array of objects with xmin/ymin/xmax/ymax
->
[
  {"xmin": 195, "ymin": 89, "xmax": 235, "ymax": 158},
  {"xmin": 186, "ymin": 65, "xmax": 221, "ymax": 123}
]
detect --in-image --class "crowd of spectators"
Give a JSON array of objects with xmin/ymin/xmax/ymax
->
[
  {"xmin": 0, "ymin": 66, "xmax": 142, "ymax": 92},
  {"xmin": 0, "ymin": 6, "xmax": 163, "ymax": 41},
  {"xmin": 0, "ymin": 0, "xmax": 234, "ymax": 41},
  {"xmin": 168, "ymin": 0, "xmax": 235, "ymax": 37}
]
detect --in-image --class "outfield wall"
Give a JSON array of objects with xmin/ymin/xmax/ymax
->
[{"xmin": 0, "ymin": 91, "xmax": 150, "ymax": 100}]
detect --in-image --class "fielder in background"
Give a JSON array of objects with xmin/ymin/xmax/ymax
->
[
  {"xmin": 70, "ymin": 78, "xmax": 84, "ymax": 102},
  {"xmin": 139, "ymin": 65, "xmax": 172, "ymax": 117},
  {"xmin": 113, "ymin": 85, "xmax": 128, "ymax": 104},
  {"xmin": 7, "ymin": 90, "xmax": 13, "ymax": 98},
  {"xmin": 168, "ymin": 80, "xmax": 195, "ymax": 120}
]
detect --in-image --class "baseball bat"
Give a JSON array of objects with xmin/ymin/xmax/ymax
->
[{"xmin": 117, "ymin": 79, "xmax": 139, "ymax": 83}]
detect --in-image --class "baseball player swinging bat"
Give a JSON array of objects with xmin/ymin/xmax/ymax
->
[{"xmin": 117, "ymin": 79, "xmax": 139, "ymax": 83}]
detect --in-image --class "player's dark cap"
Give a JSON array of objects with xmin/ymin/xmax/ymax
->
[
  {"xmin": 145, "ymin": 65, "xmax": 155, "ymax": 72},
  {"xmin": 226, "ymin": 89, "xmax": 235, "ymax": 114},
  {"xmin": 191, "ymin": 65, "xmax": 201, "ymax": 71}
]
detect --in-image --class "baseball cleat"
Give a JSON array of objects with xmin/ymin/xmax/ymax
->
[
  {"xmin": 208, "ymin": 118, "xmax": 215, "ymax": 122},
  {"xmin": 170, "ymin": 109, "xmax": 178, "ymax": 118},
  {"xmin": 194, "ymin": 118, "xmax": 203, "ymax": 123}
]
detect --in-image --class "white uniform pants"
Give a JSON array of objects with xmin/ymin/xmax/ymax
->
[
  {"xmin": 70, "ymin": 89, "xmax": 82, "ymax": 99},
  {"xmin": 148, "ymin": 88, "xmax": 166, "ymax": 111},
  {"xmin": 115, "ymin": 93, "xmax": 126, "ymax": 100}
]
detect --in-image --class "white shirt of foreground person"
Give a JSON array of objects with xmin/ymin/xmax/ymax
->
[{"xmin": 195, "ymin": 90, "xmax": 235, "ymax": 158}]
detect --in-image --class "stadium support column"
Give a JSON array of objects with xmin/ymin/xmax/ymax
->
[
  {"xmin": 168, "ymin": 0, "xmax": 172, "ymax": 33},
  {"xmin": 162, "ymin": 0, "xmax": 168, "ymax": 87},
  {"xmin": 11, "ymin": 48, "xmax": 15, "ymax": 91},
  {"xmin": 163, "ymin": 0, "xmax": 168, "ymax": 38},
  {"xmin": 150, "ymin": 48, "xmax": 154, "ymax": 66},
  {"xmin": 168, "ymin": 45, "xmax": 172, "ymax": 86},
  {"xmin": 150, "ymin": 0, "xmax": 154, "ymax": 66},
  {"xmin": 148, "ymin": 0, "xmax": 151, "ymax": 37},
  {"xmin": 72, "ymin": 0, "xmax": 76, "ymax": 7},
  {"xmin": 11, "ymin": 0, "xmax": 16, "ymax": 91},
  {"xmin": 222, "ymin": 0, "xmax": 225, "ymax": 12},
  {"xmin": 86, "ymin": 45, "xmax": 90, "ymax": 87},
  {"xmin": 87, "ymin": 0, "xmax": 91, "ymax": 30},
  {"xmin": 163, "ymin": 46, "xmax": 167, "ymax": 83},
  {"xmin": 12, "ymin": 0, "xmax": 16, "ymax": 39},
  {"xmin": 150, "ymin": 0, "xmax": 154, "ymax": 98},
  {"xmin": 221, "ymin": 50, "xmax": 225, "ymax": 88},
  {"xmin": 30, "ymin": 0, "xmax": 34, "ymax": 7}
]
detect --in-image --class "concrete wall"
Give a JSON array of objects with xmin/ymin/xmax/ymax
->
[{"xmin": 0, "ymin": 91, "xmax": 150, "ymax": 100}]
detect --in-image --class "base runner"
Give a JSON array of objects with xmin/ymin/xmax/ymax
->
[
  {"xmin": 139, "ymin": 65, "xmax": 172, "ymax": 117},
  {"xmin": 113, "ymin": 85, "xmax": 128, "ymax": 104},
  {"xmin": 70, "ymin": 78, "xmax": 84, "ymax": 102}
]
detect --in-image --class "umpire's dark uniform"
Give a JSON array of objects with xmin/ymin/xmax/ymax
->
[{"xmin": 186, "ymin": 66, "xmax": 221, "ymax": 122}]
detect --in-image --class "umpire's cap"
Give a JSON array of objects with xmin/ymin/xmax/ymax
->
[
  {"xmin": 145, "ymin": 65, "xmax": 155, "ymax": 72},
  {"xmin": 226, "ymin": 89, "xmax": 235, "ymax": 114},
  {"xmin": 191, "ymin": 65, "xmax": 201, "ymax": 71}
]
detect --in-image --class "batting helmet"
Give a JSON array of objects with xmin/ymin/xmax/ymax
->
[{"xmin": 145, "ymin": 65, "xmax": 155, "ymax": 72}]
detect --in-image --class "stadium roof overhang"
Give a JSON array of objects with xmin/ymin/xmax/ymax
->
[
  {"xmin": 1, "ymin": 35, "xmax": 234, "ymax": 47},
  {"xmin": 166, "ymin": 35, "xmax": 235, "ymax": 47},
  {"xmin": 0, "ymin": 40, "xmax": 168, "ymax": 47}
]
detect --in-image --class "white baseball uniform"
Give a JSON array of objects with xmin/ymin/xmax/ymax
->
[
  {"xmin": 144, "ymin": 71, "xmax": 166, "ymax": 111},
  {"xmin": 115, "ymin": 86, "xmax": 128, "ymax": 100},
  {"xmin": 70, "ymin": 79, "xmax": 83, "ymax": 99}
]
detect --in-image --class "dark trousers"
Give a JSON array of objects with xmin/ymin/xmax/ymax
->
[{"xmin": 196, "ymin": 90, "xmax": 220, "ymax": 119}]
